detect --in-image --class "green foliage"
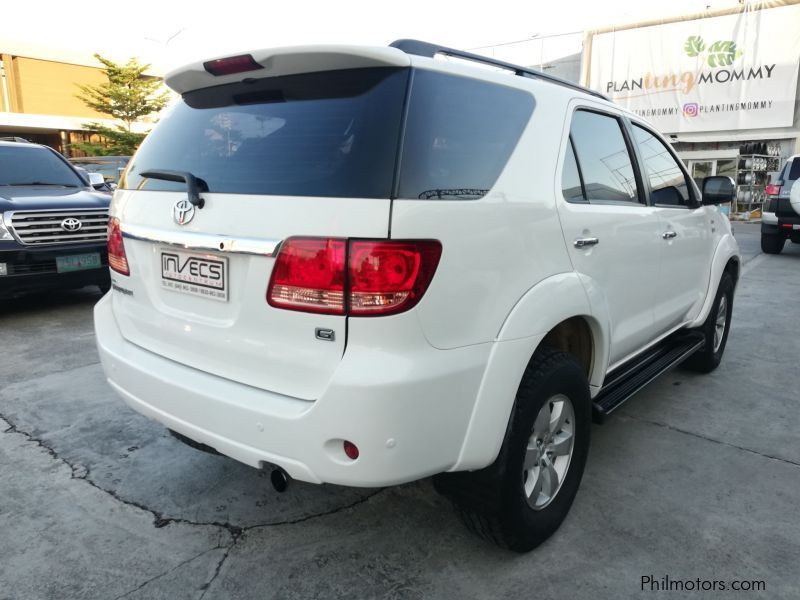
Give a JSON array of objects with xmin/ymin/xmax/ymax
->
[
  {"xmin": 684, "ymin": 36, "xmax": 705, "ymax": 57},
  {"xmin": 76, "ymin": 54, "xmax": 168, "ymax": 131},
  {"xmin": 71, "ymin": 123, "xmax": 147, "ymax": 156}
]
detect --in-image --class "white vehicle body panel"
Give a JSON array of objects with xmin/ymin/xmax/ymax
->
[{"xmin": 95, "ymin": 44, "xmax": 740, "ymax": 487}]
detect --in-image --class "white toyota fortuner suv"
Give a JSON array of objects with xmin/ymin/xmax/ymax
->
[{"xmin": 94, "ymin": 40, "xmax": 740, "ymax": 552}]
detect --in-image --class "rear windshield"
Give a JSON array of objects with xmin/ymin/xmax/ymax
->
[
  {"xmin": 0, "ymin": 146, "xmax": 84, "ymax": 187},
  {"xmin": 122, "ymin": 67, "xmax": 534, "ymax": 199}
]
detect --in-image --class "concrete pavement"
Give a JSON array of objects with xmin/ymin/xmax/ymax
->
[{"xmin": 1, "ymin": 224, "xmax": 798, "ymax": 599}]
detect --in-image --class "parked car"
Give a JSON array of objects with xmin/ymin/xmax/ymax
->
[
  {"xmin": 0, "ymin": 139, "xmax": 111, "ymax": 298},
  {"xmin": 761, "ymin": 154, "xmax": 800, "ymax": 254},
  {"xmin": 69, "ymin": 155, "xmax": 130, "ymax": 186},
  {"xmin": 94, "ymin": 40, "xmax": 740, "ymax": 552}
]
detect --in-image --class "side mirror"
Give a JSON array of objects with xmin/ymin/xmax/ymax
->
[
  {"xmin": 702, "ymin": 176, "xmax": 735, "ymax": 205},
  {"xmin": 88, "ymin": 172, "xmax": 106, "ymax": 187}
]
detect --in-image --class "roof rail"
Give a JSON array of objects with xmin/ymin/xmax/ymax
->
[
  {"xmin": 0, "ymin": 136, "xmax": 32, "ymax": 143},
  {"xmin": 389, "ymin": 39, "xmax": 608, "ymax": 101}
]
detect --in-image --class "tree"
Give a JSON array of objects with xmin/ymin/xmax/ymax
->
[{"xmin": 74, "ymin": 54, "xmax": 169, "ymax": 156}]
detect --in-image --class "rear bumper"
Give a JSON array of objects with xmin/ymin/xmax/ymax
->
[
  {"xmin": 0, "ymin": 242, "xmax": 109, "ymax": 298},
  {"xmin": 94, "ymin": 294, "xmax": 493, "ymax": 487}
]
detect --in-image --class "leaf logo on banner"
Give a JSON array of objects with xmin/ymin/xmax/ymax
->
[
  {"xmin": 684, "ymin": 36, "xmax": 743, "ymax": 67},
  {"xmin": 707, "ymin": 41, "xmax": 743, "ymax": 67},
  {"xmin": 684, "ymin": 36, "xmax": 706, "ymax": 57}
]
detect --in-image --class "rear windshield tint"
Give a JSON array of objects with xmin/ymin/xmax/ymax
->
[
  {"xmin": 123, "ymin": 68, "xmax": 407, "ymax": 198},
  {"xmin": 122, "ymin": 67, "xmax": 534, "ymax": 199},
  {"xmin": 397, "ymin": 69, "xmax": 534, "ymax": 200}
]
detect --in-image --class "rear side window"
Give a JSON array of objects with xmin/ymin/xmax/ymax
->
[
  {"xmin": 123, "ymin": 68, "xmax": 409, "ymax": 198},
  {"xmin": 632, "ymin": 124, "xmax": 694, "ymax": 207},
  {"xmin": 569, "ymin": 110, "xmax": 639, "ymax": 204},
  {"xmin": 561, "ymin": 139, "xmax": 585, "ymax": 202},
  {"xmin": 397, "ymin": 70, "xmax": 534, "ymax": 200},
  {"xmin": 122, "ymin": 67, "xmax": 534, "ymax": 200}
]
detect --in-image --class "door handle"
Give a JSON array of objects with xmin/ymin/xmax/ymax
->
[
  {"xmin": 573, "ymin": 237, "xmax": 599, "ymax": 248},
  {"xmin": 662, "ymin": 231, "xmax": 678, "ymax": 239}
]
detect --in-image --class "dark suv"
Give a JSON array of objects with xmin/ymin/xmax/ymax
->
[{"xmin": 0, "ymin": 140, "xmax": 111, "ymax": 298}]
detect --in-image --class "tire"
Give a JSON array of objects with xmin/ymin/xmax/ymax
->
[
  {"xmin": 761, "ymin": 233, "xmax": 785, "ymax": 255},
  {"xmin": 434, "ymin": 347, "xmax": 591, "ymax": 552},
  {"xmin": 683, "ymin": 272, "xmax": 734, "ymax": 374}
]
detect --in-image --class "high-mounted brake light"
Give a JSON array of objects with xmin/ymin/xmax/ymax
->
[
  {"xmin": 765, "ymin": 184, "xmax": 781, "ymax": 196},
  {"xmin": 107, "ymin": 217, "xmax": 129, "ymax": 276},
  {"xmin": 203, "ymin": 54, "xmax": 264, "ymax": 77},
  {"xmin": 266, "ymin": 238, "xmax": 442, "ymax": 317}
]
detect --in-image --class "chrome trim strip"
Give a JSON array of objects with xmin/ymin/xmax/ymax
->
[{"xmin": 120, "ymin": 223, "xmax": 281, "ymax": 257}]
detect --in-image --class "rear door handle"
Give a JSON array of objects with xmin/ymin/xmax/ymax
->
[
  {"xmin": 573, "ymin": 237, "xmax": 599, "ymax": 248},
  {"xmin": 662, "ymin": 231, "xmax": 678, "ymax": 239}
]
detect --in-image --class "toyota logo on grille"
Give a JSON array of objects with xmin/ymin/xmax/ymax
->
[
  {"xmin": 173, "ymin": 199, "xmax": 195, "ymax": 225},
  {"xmin": 61, "ymin": 217, "xmax": 82, "ymax": 232}
]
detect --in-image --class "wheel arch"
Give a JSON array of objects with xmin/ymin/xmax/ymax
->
[{"xmin": 452, "ymin": 274, "xmax": 609, "ymax": 472}]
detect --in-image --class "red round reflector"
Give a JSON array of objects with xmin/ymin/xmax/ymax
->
[{"xmin": 343, "ymin": 440, "xmax": 359, "ymax": 460}]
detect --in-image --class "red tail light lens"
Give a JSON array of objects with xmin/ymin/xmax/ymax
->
[
  {"xmin": 203, "ymin": 54, "xmax": 264, "ymax": 77},
  {"xmin": 765, "ymin": 184, "xmax": 781, "ymax": 196},
  {"xmin": 267, "ymin": 238, "xmax": 346, "ymax": 315},
  {"xmin": 266, "ymin": 238, "xmax": 442, "ymax": 317},
  {"xmin": 348, "ymin": 240, "xmax": 442, "ymax": 316},
  {"xmin": 107, "ymin": 217, "xmax": 129, "ymax": 275}
]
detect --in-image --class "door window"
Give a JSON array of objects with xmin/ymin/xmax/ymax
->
[
  {"xmin": 569, "ymin": 110, "xmax": 639, "ymax": 204},
  {"xmin": 561, "ymin": 138, "xmax": 586, "ymax": 203},
  {"xmin": 632, "ymin": 124, "xmax": 694, "ymax": 207}
]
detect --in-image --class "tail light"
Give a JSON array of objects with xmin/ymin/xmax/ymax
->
[
  {"xmin": 107, "ymin": 217, "xmax": 129, "ymax": 275},
  {"xmin": 267, "ymin": 238, "xmax": 346, "ymax": 315},
  {"xmin": 267, "ymin": 238, "xmax": 442, "ymax": 317},
  {"xmin": 765, "ymin": 184, "xmax": 781, "ymax": 196}
]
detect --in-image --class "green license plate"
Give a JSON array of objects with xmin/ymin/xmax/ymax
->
[{"xmin": 56, "ymin": 253, "xmax": 102, "ymax": 273}]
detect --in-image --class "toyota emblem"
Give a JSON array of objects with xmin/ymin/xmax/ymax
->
[
  {"xmin": 61, "ymin": 217, "xmax": 82, "ymax": 232},
  {"xmin": 173, "ymin": 199, "xmax": 195, "ymax": 225}
]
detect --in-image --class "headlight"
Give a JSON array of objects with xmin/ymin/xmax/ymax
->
[{"xmin": 0, "ymin": 214, "xmax": 13, "ymax": 241}]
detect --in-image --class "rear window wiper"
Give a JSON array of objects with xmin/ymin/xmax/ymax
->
[{"xmin": 138, "ymin": 170, "xmax": 208, "ymax": 208}]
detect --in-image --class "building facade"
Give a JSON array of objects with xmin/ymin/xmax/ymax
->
[
  {"xmin": 0, "ymin": 47, "xmax": 156, "ymax": 155},
  {"xmin": 581, "ymin": 0, "xmax": 800, "ymax": 213}
]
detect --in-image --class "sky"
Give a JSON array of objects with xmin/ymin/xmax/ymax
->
[{"xmin": 5, "ymin": 0, "xmax": 745, "ymax": 73}]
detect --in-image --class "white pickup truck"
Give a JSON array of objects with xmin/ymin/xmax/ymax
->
[{"xmin": 95, "ymin": 40, "xmax": 740, "ymax": 552}]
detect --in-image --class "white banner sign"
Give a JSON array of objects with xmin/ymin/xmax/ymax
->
[{"xmin": 588, "ymin": 4, "xmax": 800, "ymax": 133}]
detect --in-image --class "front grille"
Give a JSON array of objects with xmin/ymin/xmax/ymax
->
[{"xmin": 8, "ymin": 209, "xmax": 109, "ymax": 246}]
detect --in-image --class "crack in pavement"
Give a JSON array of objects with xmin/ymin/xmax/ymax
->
[
  {"xmin": 623, "ymin": 413, "xmax": 800, "ymax": 469},
  {"xmin": 111, "ymin": 546, "xmax": 223, "ymax": 600},
  {"xmin": 0, "ymin": 412, "xmax": 386, "ymax": 598}
]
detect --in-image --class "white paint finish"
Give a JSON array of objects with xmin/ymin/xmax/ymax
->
[
  {"xmin": 97, "ymin": 294, "xmax": 491, "ymax": 486},
  {"xmin": 93, "ymin": 46, "xmax": 741, "ymax": 488},
  {"xmin": 652, "ymin": 206, "xmax": 714, "ymax": 332},
  {"xmin": 110, "ymin": 191, "xmax": 390, "ymax": 400},
  {"xmin": 557, "ymin": 200, "xmax": 662, "ymax": 365},
  {"xmin": 165, "ymin": 45, "xmax": 411, "ymax": 94}
]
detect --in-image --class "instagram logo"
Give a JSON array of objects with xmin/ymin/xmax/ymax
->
[{"xmin": 683, "ymin": 103, "xmax": 700, "ymax": 117}]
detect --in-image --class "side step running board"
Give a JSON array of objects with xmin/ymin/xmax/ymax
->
[{"xmin": 592, "ymin": 332, "xmax": 705, "ymax": 423}]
